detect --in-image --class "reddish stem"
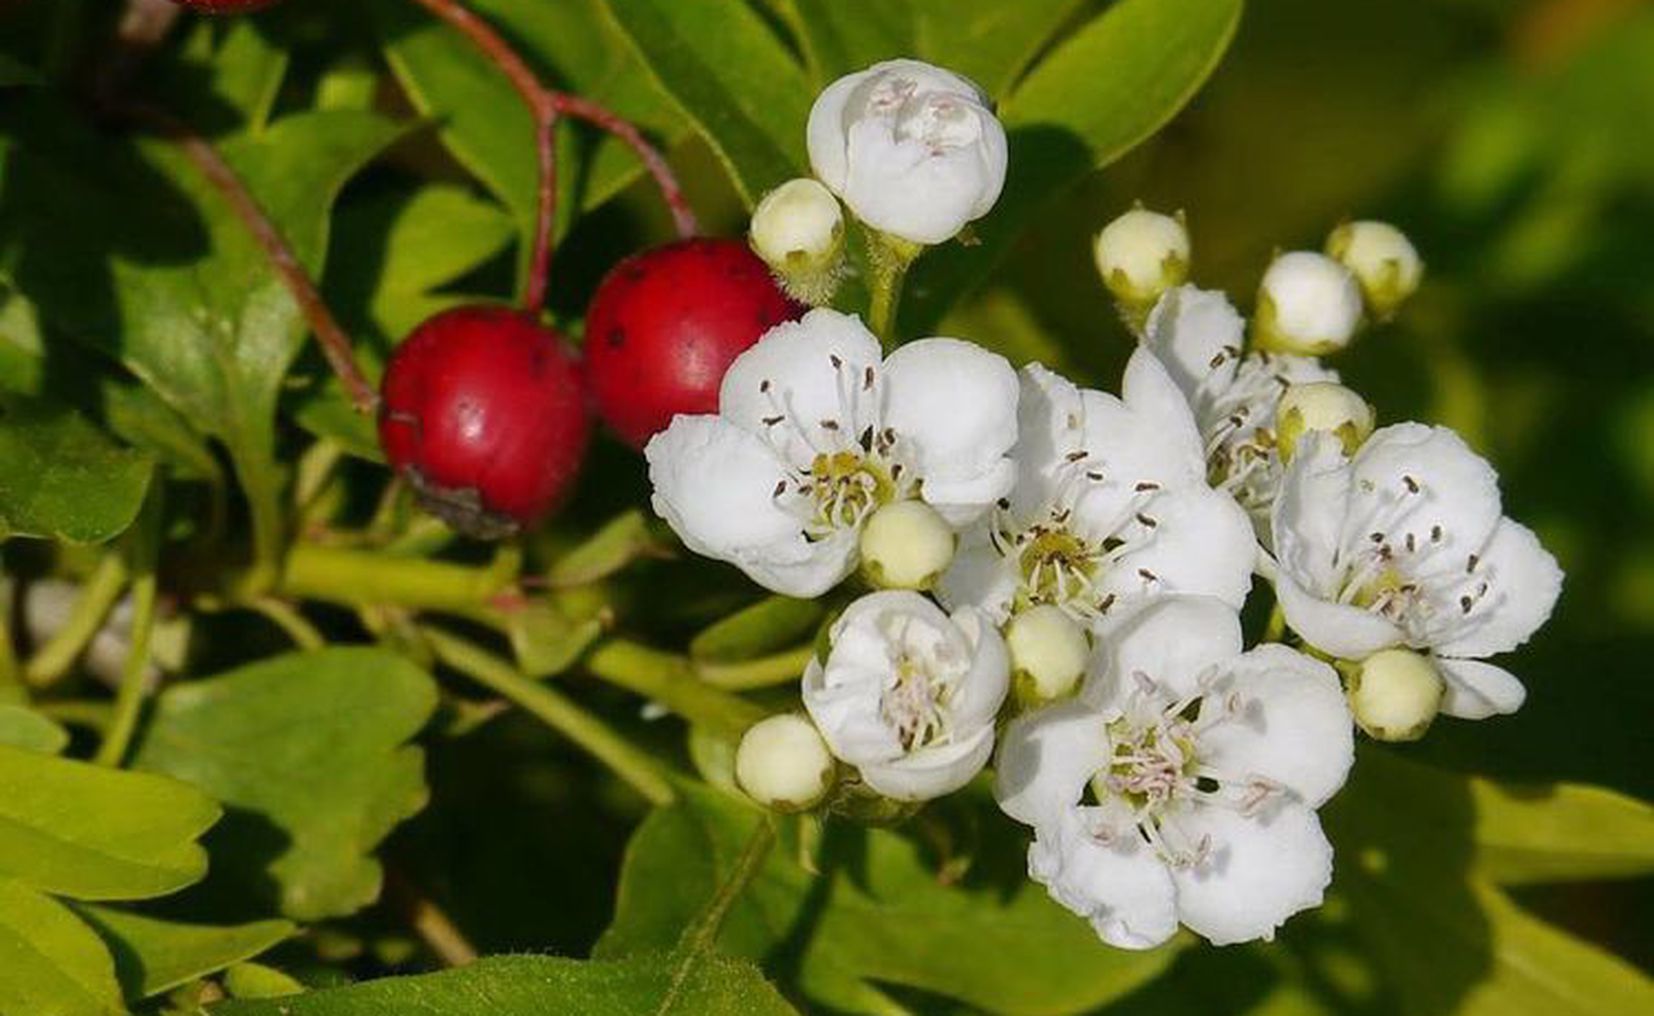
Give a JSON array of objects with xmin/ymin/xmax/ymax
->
[
  {"xmin": 403, "ymin": 0, "xmax": 698, "ymax": 312},
  {"xmin": 122, "ymin": 104, "xmax": 379, "ymax": 414}
]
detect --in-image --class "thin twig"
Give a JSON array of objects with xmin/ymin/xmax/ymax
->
[
  {"xmin": 384, "ymin": 867, "xmax": 480, "ymax": 968},
  {"xmin": 552, "ymin": 93, "xmax": 699, "ymax": 239},
  {"xmin": 116, "ymin": 103, "xmax": 379, "ymax": 414}
]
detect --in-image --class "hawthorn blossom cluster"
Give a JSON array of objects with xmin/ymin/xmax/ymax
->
[{"xmin": 647, "ymin": 60, "xmax": 1562, "ymax": 951}]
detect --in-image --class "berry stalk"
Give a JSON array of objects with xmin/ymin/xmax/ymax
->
[
  {"xmin": 403, "ymin": 0, "xmax": 698, "ymax": 311},
  {"xmin": 119, "ymin": 103, "xmax": 380, "ymax": 414}
]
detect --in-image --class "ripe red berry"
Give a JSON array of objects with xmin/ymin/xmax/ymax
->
[
  {"xmin": 584, "ymin": 238, "xmax": 804, "ymax": 449},
  {"xmin": 378, "ymin": 306, "xmax": 591, "ymax": 539},
  {"xmin": 170, "ymin": 0, "xmax": 281, "ymax": 12}
]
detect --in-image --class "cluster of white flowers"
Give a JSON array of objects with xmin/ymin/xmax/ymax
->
[{"xmin": 649, "ymin": 59, "xmax": 1562, "ymax": 952}]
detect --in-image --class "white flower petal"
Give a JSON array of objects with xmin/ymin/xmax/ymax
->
[
  {"xmin": 1200, "ymin": 645, "xmax": 1354, "ymax": 807},
  {"xmin": 934, "ymin": 528, "xmax": 1019, "ymax": 622},
  {"xmin": 1171, "ymin": 801, "xmax": 1333, "ymax": 946},
  {"xmin": 842, "ymin": 128, "xmax": 997, "ymax": 244},
  {"xmin": 1274, "ymin": 568, "xmax": 1404, "ymax": 660},
  {"xmin": 1097, "ymin": 487, "xmax": 1256, "ymax": 611},
  {"xmin": 1435, "ymin": 518, "xmax": 1563, "ymax": 659},
  {"xmin": 1078, "ymin": 387, "xmax": 1203, "ymax": 495},
  {"xmin": 805, "ymin": 69, "xmax": 864, "ymax": 190},
  {"xmin": 1084, "ymin": 597, "xmax": 1244, "ymax": 708},
  {"xmin": 646, "ymin": 416, "xmax": 852, "ymax": 597},
  {"xmin": 1120, "ymin": 347, "xmax": 1206, "ymax": 476},
  {"xmin": 994, "ymin": 700, "xmax": 1112, "ymax": 827},
  {"xmin": 718, "ymin": 308, "xmax": 883, "ymax": 469},
  {"xmin": 1030, "ymin": 807, "xmax": 1179, "ymax": 950},
  {"xmin": 1271, "ymin": 433, "xmax": 1355, "ymax": 597},
  {"xmin": 946, "ymin": 606, "xmax": 1011, "ymax": 729},
  {"xmin": 1435, "ymin": 657, "xmax": 1527, "ymax": 719},
  {"xmin": 882, "ymin": 337, "xmax": 1019, "ymax": 520},
  {"xmin": 801, "ymin": 656, "xmax": 902, "ymax": 765},
  {"xmin": 861, "ymin": 723, "xmax": 995, "ymax": 801},
  {"xmin": 1010, "ymin": 363, "xmax": 1089, "ymax": 516},
  {"xmin": 1351, "ymin": 424, "xmax": 1503, "ymax": 573},
  {"xmin": 1142, "ymin": 285, "xmax": 1245, "ymax": 401}
]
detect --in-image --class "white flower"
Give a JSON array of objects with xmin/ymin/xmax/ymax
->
[
  {"xmin": 995, "ymin": 597, "xmax": 1353, "ymax": 948},
  {"xmin": 807, "ymin": 59, "xmax": 1008, "ymax": 245},
  {"xmin": 1143, "ymin": 285, "xmax": 1339, "ymax": 548},
  {"xmin": 1276, "ymin": 381, "xmax": 1375, "ymax": 463},
  {"xmin": 750, "ymin": 178, "xmax": 845, "ymax": 304},
  {"xmin": 1094, "ymin": 208, "xmax": 1190, "ymax": 308},
  {"xmin": 1326, "ymin": 220, "xmax": 1423, "ymax": 319},
  {"xmin": 937, "ymin": 348, "xmax": 1253, "ymax": 630},
  {"xmin": 803, "ymin": 591, "xmax": 1009, "ymax": 801},
  {"xmin": 1255, "ymin": 251, "xmax": 1365, "ymax": 356},
  {"xmin": 1271, "ymin": 424, "xmax": 1564, "ymax": 719},
  {"xmin": 647, "ymin": 308, "xmax": 1018, "ymax": 597},
  {"xmin": 735, "ymin": 713, "xmax": 837, "ymax": 811}
]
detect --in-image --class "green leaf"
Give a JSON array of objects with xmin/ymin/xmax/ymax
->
[
  {"xmin": 366, "ymin": 0, "xmax": 690, "ymax": 238},
  {"xmin": 1325, "ymin": 748, "xmax": 1654, "ymax": 1016},
  {"xmin": 222, "ymin": 961, "xmax": 305, "ymax": 1000},
  {"xmin": 73, "ymin": 904, "xmax": 293, "ymax": 1000},
  {"xmin": 211, "ymin": 952, "xmax": 797, "ymax": 1015},
  {"xmin": 0, "ymin": 703, "xmax": 68, "ymax": 754},
  {"xmin": 604, "ymin": 0, "xmax": 811, "ymax": 204},
  {"xmin": 0, "ymin": 877, "xmax": 123, "ymax": 1016},
  {"xmin": 0, "ymin": 744, "xmax": 218, "ymax": 901},
  {"xmin": 904, "ymin": 0, "xmax": 1243, "ymax": 331},
  {"xmin": 689, "ymin": 596, "xmax": 824, "ymax": 663},
  {"xmin": 600, "ymin": 782, "xmax": 1178, "ymax": 1014},
  {"xmin": 133, "ymin": 648, "xmax": 438, "ymax": 921},
  {"xmin": 546, "ymin": 510, "xmax": 662, "ymax": 588},
  {"xmin": 0, "ymin": 99, "xmax": 404, "ymax": 559},
  {"xmin": 1470, "ymin": 776, "xmax": 1654, "ymax": 886},
  {"xmin": 911, "ymin": 0, "xmax": 1086, "ymax": 97},
  {"xmin": 102, "ymin": 381, "xmax": 222, "ymax": 484},
  {"xmin": 0, "ymin": 391, "xmax": 153, "ymax": 545},
  {"xmin": 782, "ymin": 0, "xmax": 915, "ymax": 86},
  {"xmin": 506, "ymin": 599, "xmax": 606, "ymax": 679}
]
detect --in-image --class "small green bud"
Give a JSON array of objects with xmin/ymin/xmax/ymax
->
[
  {"xmin": 1006, "ymin": 604, "xmax": 1089, "ymax": 705},
  {"xmin": 1347, "ymin": 648, "xmax": 1444, "ymax": 742},
  {"xmin": 1277, "ymin": 381, "xmax": 1376, "ymax": 463},
  {"xmin": 749, "ymin": 178, "xmax": 845, "ymax": 305},
  {"xmin": 1094, "ymin": 207, "xmax": 1190, "ymax": 314},
  {"xmin": 735, "ymin": 713, "xmax": 836, "ymax": 811},
  {"xmin": 1326, "ymin": 220, "xmax": 1422, "ymax": 320},
  {"xmin": 859, "ymin": 500, "xmax": 955, "ymax": 591},
  {"xmin": 1254, "ymin": 251, "xmax": 1364, "ymax": 355}
]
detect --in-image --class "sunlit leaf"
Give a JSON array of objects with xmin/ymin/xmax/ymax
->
[
  {"xmin": 0, "ymin": 877, "xmax": 123, "ymax": 1016},
  {"xmin": 74, "ymin": 904, "xmax": 293, "ymax": 1000}
]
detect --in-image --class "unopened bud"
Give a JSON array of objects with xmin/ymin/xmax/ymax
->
[
  {"xmin": 1094, "ymin": 208, "xmax": 1190, "ymax": 315},
  {"xmin": 860, "ymin": 500, "xmax": 955, "ymax": 590},
  {"xmin": 1005, "ymin": 605, "xmax": 1089, "ymax": 705},
  {"xmin": 1254, "ymin": 251, "xmax": 1364, "ymax": 355},
  {"xmin": 1277, "ymin": 382, "xmax": 1375, "ymax": 463},
  {"xmin": 750, "ymin": 178, "xmax": 844, "ymax": 305},
  {"xmin": 1348, "ymin": 648, "xmax": 1443, "ymax": 742},
  {"xmin": 735, "ymin": 713, "xmax": 836, "ymax": 811},
  {"xmin": 1326, "ymin": 220, "xmax": 1422, "ymax": 320}
]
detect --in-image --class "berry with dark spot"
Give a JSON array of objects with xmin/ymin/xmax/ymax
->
[
  {"xmin": 378, "ymin": 306, "xmax": 591, "ymax": 539},
  {"xmin": 584, "ymin": 238, "xmax": 804, "ymax": 448},
  {"xmin": 170, "ymin": 0, "xmax": 281, "ymax": 12}
]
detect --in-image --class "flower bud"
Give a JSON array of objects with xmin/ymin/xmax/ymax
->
[
  {"xmin": 1276, "ymin": 381, "xmax": 1375, "ymax": 463},
  {"xmin": 1254, "ymin": 251, "xmax": 1364, "ymax": 355},
  {"xmin": 1347, "ymin": 648, "xmax": 1444, "ymax": 742},
  {"xmin": 1005, "ymin": 605, "xmax": 1089, "ymax": 705},
  {"xmin": 1094, "ymin": 208, "xmax": 1190, "ymax": 312},
  {"xmin": 735, "ymin": 713, "xmax": 836, "ymax": 811},
  {"xmin": 1326, "ymin": 220, "xmax": 1422, "ymax": 320},
  {"xmin": 859, "ymin": 500, "xmax": 956, "ymax": 590},
  {"xmin": 749, "ymin": 178, "xmax": 845, "ymax": 305}
]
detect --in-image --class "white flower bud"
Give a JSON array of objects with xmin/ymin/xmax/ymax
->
[
  {"xmin": 750, "ymin": 178, "xmax": 844, "ymax": 305},
  {"xmin": 1005, "ymin": 605, "xmax": 1089, "ymax": 704},
  {"xmin": 807, "ymin": 59, "xmax": 1007, "ymax": 245},
  {"xmin": 859, "ymin": 500, "xmax": 956, "ymax": 590},
  {"xmin": 1348, "ymin": 648, "xmax": 1444, "ymax": 742},
  {"xmin": 1254, "ymin": 251, "xmax": 1364, "ymax": 355},
  {"xmin": 1326, "ymin": 220, "xmax": 1422, "ymax": 319},
  {"xmin": 1276, "ymin": 381, "xmax": 1375, "ymax": 463},
  {"xmin": 735, "ymin": 713, "xmax": 836, "ymax": 811},
  {"xmin": 1094, "ymin": 208, "xmax": 1190, "ymax": 310}
]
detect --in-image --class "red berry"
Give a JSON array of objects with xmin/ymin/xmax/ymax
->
[
  {"xmin": 584, "ymin": 238, "xmax": 804, "ymax": 449},
  {"xmin": 170, "ymin": 0, "xmax": 281, "ymax": 12},
  {"xmin": 378, "ymin": 306, "xmax": 591, "ymax": 539}
]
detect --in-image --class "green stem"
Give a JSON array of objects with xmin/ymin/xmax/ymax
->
[
  {"xmin": 277, "ymin": 543, "xmax": 517, "ymax": 612},
  {"xmin": 24, "ymin": 554, "xmax": 128, "ymax": 688},
  {"xmin": 676, "ymin": 818, "xmax": 775, "ymax": 955},
  {"xmin": 696, "ymin": 646, "xmax": 814, "ymax": 691},
  {"xmin": 584, "ymin": 639, "xmax": 765, "ymax": 738},
  {"xmin": 0, "ymin": 574, "xmax": 22, "ymax": 697},
  {"xmin": 247, "ymin": 598, "xmax": 324, "ymax": 651},
  {"xmin": 866, "ymin": 231, "xmax": 922, "ymax": 344},
  {"xmin": 1263, "ymin": 602, "xmax": 1287, "ymax": 644},
  {"xmin": 422, "ymin": 626, "xmax": 675, "ymax": 807},
  {"xmin": 95, "ymin": 488, "xmax": 163, "ymax": 767},
  {"xmin": 36, "ymin": 700, "xmax": 113, "ymax": 732}
]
